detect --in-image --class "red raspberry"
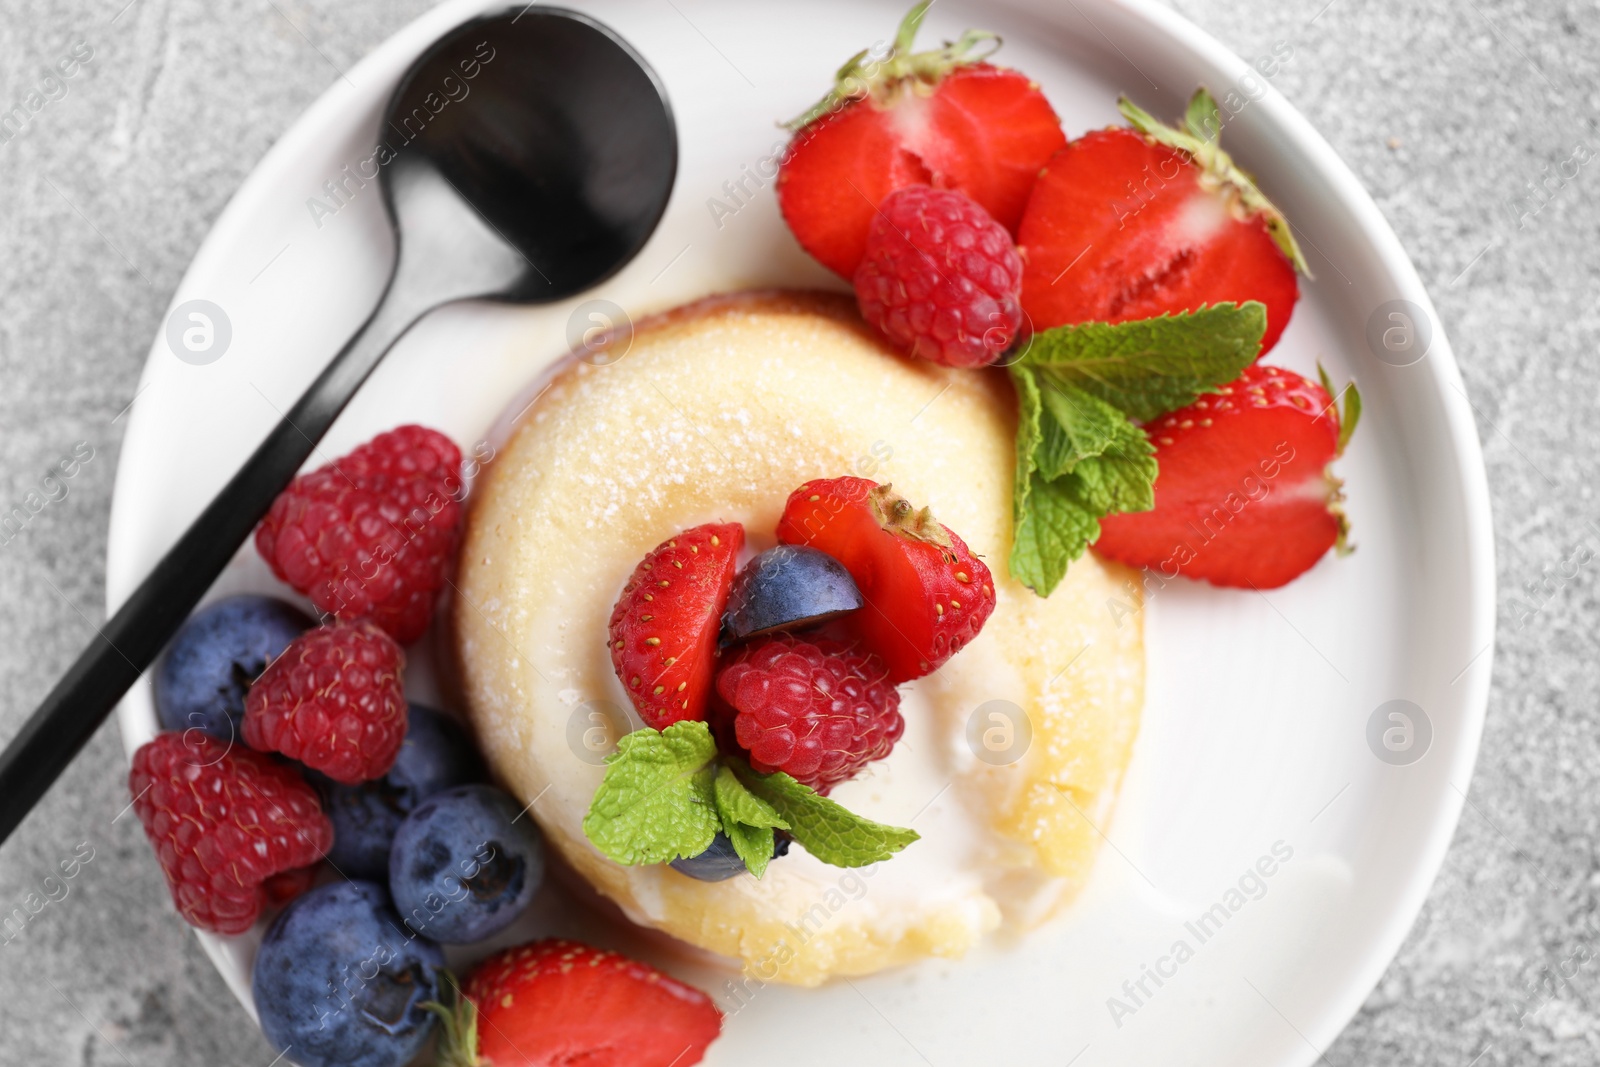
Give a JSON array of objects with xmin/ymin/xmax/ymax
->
[
  {"xmin": 853, "ymin": 185, "xmax": 1024, "ymax": 368},
  {"xmin": 255, "ymin": 425, "xmax": 462, "ymax": 643},
  {"xmin": 715, "ymin": 633, "xmax": 902, "ymax": 792},
  {"xmin": 243, "ymin": 620, "xmax": 407, "ymax": 784},
  {"xmin": 129, "ymin": 732, "xmax": 332, "ymax": 935},
  {"xmin": 261, "ymin": 865, "xmax": 320, "ymax": 906}
]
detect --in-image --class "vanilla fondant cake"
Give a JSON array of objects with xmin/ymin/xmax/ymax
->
[{"xmin": 451, "ymin": 291, "xmax": 1144, "ymax": 985}]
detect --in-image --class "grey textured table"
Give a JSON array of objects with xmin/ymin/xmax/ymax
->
[{"xmin": 0, "ymin": 1, "xmax": 1590, "ymax": 1064}]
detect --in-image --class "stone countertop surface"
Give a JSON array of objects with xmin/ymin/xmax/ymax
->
[{"xmin": 0, "ymin": 0, "xmax": 1593, "ymax": 1064}]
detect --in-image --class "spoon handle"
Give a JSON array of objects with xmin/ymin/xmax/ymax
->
[{"xmin": 0, "ymin": 266, "xmax": 421, "ymax": 847}]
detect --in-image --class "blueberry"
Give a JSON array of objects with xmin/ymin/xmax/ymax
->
[
  {"xmin": 253, "ymin": 881, "xmax": 443, "ymax": 1067},
  {"xmin": 388, "ymin": 784, "xmax": 544, "ymax": 943},
  {"xmin": 722, "ymin": 545, "xmax": 863, "ymax": 642},
  {"xmin": 670, "ymin": 830, "xmax": 791, "ymax": 881},
  {"xmin": 154, "ymin": 595, "xmax": 311, "ymax": 741},
  {"xmin": 317, "ymin": 705, "xmax": 485, "ymax": 879}
]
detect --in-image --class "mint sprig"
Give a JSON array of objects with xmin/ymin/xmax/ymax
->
[
  {"xmin": 582, "ymin": 723, "xmax": 919, "ymax": 875},
  {"xmin": 1008, "ymin": 304, "xmax": 1266, "ymax": 595},
  {"xmin": 1019, "ymin": 303, "xmax": 1270, "ymax": 422}
]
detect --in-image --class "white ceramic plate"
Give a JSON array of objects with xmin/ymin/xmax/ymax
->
[{"xmin": 108, "ymin": 1, "xmax": 1494, "ymax": 1063}]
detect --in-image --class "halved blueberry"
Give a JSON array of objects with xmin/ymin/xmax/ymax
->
[{"xmin": 722, "ymin": 545, "xmax": 862, "ymax": 643}]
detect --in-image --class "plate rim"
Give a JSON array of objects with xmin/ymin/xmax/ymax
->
[{"xmin": 104, "ymin": 0, "xmax": 1497, "ymax": 1058}]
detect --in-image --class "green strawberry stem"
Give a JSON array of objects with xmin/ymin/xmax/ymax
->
[
  {"xmin": 866, "ymin": 482, "xmax": 953, "ymax": 548},
  {"xmin": 1317, "ymin": 362, "xmax": 1363, "ymax": 457},
  {"xmin": 1118, "ymin": 88, "xmax": 1312, "ymax": 276},
  {"xmin": 784, "ymin": 0, "xmax": 1001, "ymax": 130},
  {"xmin": 422, "ymin": 971, "xmax": 482, "ymax": 1067},
  {"xmin": 1316, "ymin": 362, "xmax": 1361, "ymax": 555}
]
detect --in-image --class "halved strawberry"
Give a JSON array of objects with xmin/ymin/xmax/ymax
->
[
  {"xmin": 431, "ymin": 938, "xmax": 722, "ymax": 1067},
  {"xmin": 777, "ymin": 2, "xmax": 1065, "ymax": 279},
  {"xmin": 1092, "ymin": 364, "xmax": 1360, "ymax": 588},
  {"xmin": 777, "ymin": 477, "xmax": 995, "ymax": 683},
  {"xmin": 609, "ymin": 523, "xmax": 744, "ymax": 729},
  {"xmin": 1018, "ymin": 89, "xmax": 1305, "ymax": 355}
]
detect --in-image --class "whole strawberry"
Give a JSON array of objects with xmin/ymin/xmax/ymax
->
[
  {"xmin": 243, "ymin": 619, "xmax": 408, "ymax": 784},
  {"xmin": 778, "ymin": 2, "xmax": 1065, "ymax": 279},
  {"xmin": 778, "ymin": 477, "xmax": 996, "ymax": 683},
  {"xmin": 1093, "ymin": 363, "xmax": 1360, "ymax": 588},
  {"xmin": 255, "ymin": 424, "xmax": 462, "ymax": 643},
  {"xmin": 129, "ymin": 731, "xmax": 332, "ymax": 935},
  {"xmin": 855, "ymin": 185, "xmax": 1024, "ymax": 367},
  {"xmin": 609, "ymin": 522, "xmax": 744, "ymax": 730},
  {"xmin": 431, "ymin": 938, "xmax": 722, "ymax": 1067},
  {"xmin": 716, "ymin": 633, "xmax": 903, "ymax": 792}
]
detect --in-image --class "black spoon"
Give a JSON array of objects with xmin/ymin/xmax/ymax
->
[{"xmin": 0, "ymin": 7, "xmax": 676, "ymax": 845}]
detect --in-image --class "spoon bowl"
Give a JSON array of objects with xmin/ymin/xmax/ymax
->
[{"xmin": 384, "ymin": 8, "xmax": 676, "ymax": 300}]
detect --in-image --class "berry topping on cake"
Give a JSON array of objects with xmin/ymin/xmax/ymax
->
[
  {"xmin": 715, "ymin": 633, "xmax": 903, "ymax": 792},
  {"xmin": 129, "ymin": 731, "xmax": 332, "ymax": 934},
  {"xmin": 777, "ymin": 1, "xmax": 1065, "ymax": 278},
  {"xmin": 1018, "ymin": 89, "xmax": 1305, "ymax": 356},
  {"xmin": 722, "ymin": 544, "xmax": 863, "ymax": 643},
  {"xmin": 854, "ymin": 185, "xmax": 1025, "ymax": 367},
  {"xmin": 608, "ymin": 522, "xmax": 745, "ymax": 730},
  {"xmin": 777, "ymin": 477, "xmax": 996, "ymax": 682},
  {"xmin": 255, "ymin": 424, "xmax": 463, "ymax": 643},
  {"xmin": 430, "ymin": 939, "xmax": 723, "ymax": 1067},
  {"xmin": 243, "ymin": 619, "xmax": 408, "ymax": 784},
  {"xmin": 1093, "ymin": 363, "xmax": 1360, "ymax": 588}
]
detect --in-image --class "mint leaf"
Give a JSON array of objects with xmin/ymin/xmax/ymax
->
[
  {"xmin": 1007, "ymin": 305, "xmax": 1265, "ymax": 595},
  {"xmin": 730, "ymin": 761, "xmax": 918, "ymax": 867},
  {"xmin": 1073, "ymin": 421, "xmax": 1157, "ymax": 515},
  {"xmin": 1012, "ymin": 365, "xmax": 1043, "ymax": 524},
  {"xmin": 722, "ymin": 822, "xmax": 775, "ymax": 879},
  {"xmin": 1034, "ymin": 377, "xmax": 1127, "ymax": 479},
  {"xmin": 582, "ymin": 721, "xmax": 719, "ymax": 866},
  {"xmin": 712, "ymin": 766, "xmax": 787, "ymax": 878},
  {"xmin": 1008, "ymin": 473, "xmax": 1103, "ymax": 595},
  {"xmin": 1022, "ymin": 303, "xmax": 1266, "ymax": 422},
  {"xmin": 1008, "ymin": 369, "xmax": 1157, "ymax": 594}
]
